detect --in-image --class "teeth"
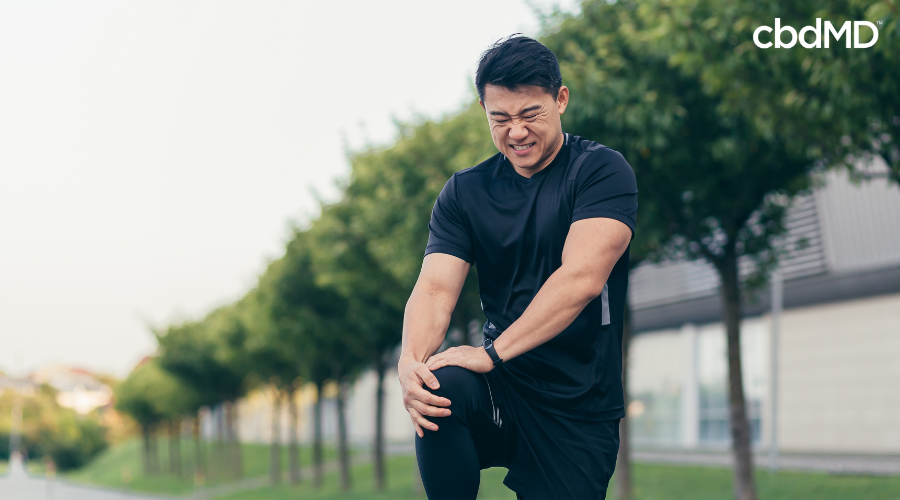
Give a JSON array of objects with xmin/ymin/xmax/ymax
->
[{"xmin": 513, "ymin": 143, "xmax": 534, "ymax": 150}]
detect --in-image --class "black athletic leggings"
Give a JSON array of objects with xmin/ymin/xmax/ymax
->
[{"xmin": 414, "ymin": 366, "xmax": 519, "ymax": 500}]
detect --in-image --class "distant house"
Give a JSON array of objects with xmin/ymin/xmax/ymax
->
[
  {"xmin": 28, "ymin": 366, "xmax": 113, "ymax": 415},
  {"xmin": 626, "ymin": 160, "xmax": 900, "ymax": 454}
]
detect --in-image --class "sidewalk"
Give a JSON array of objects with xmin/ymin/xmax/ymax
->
[{"xmin": 632, "ymin": 449, "xmax": 900, "ymax": 475}]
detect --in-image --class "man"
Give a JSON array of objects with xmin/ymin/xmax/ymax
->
[{"xmin": 398, "ymin": 35, "xmax": 637, "ymax": 500}]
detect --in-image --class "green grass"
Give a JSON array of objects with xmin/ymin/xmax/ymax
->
[
  {"xmin": 61, "ymin": 440, "xmax": 900, "ymax": 500},
  {"xmin": 64, "ymin": 438, "xmax": 350, "ymax": 496},
  {"xmin": 0, "ymin": 460, "xmax": 7, "ymax": 474},
  {"xmin": 218, "ymin": 455, "xmax": 513, "ymax": 500},
  {"xmin": 220, "ymin": 455, "xmax": 900, "ymax": 500}
]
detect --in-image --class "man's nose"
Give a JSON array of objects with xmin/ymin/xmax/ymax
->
[{"xmin": 509, "ymin": 123, "xmax": 528, "ymax": 141}]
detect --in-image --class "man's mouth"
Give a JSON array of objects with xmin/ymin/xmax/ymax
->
[{"xmin": 511, "ymin": 142, "xmax": 535, "ymax": 151}]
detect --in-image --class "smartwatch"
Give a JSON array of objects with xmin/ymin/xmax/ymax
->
[{"xmin": 483, "ymin": 338, "xmax": 503, "ymax": 366}]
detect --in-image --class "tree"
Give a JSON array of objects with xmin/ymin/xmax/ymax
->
[
  {"xmin": 327, "ymin": 104, "xmax": 502, "ymax": 487},
  {"xmin": 308, "ymin": 199, "xmax": 406, "ymax": 490},
  {"xmin": 155, "ymin": 310, "xmax": 252, "ymax": 482},
  {"xmin": 115, "ymin": 360, "xmax": 170, "ymax": 475},
  {"xmin": 637, "ymin": 0, "xmax": 900, "ymax": 185},
  {"xmin": 239, "ymin": 282, "xmax": 305, "ymax": 485},
  {"xmin": 268, "ymin": 227, "xmax": 365, "ymax": 489},
  {"xmin": 545, "ymin": 2, "xmax": 839, "ymax": 498},
  {"xmin": 152, "ymin": 363, "xmax": 203, "ymax": 479}
]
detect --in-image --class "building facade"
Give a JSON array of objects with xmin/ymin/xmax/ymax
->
[{"xmin": 627, "ymin": 162, "xmax": 900, "ymax": 454}]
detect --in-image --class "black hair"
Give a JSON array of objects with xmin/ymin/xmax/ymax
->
[{"xmin": 475, "ymin": 35, "xmax": 562, "ymax": 103}]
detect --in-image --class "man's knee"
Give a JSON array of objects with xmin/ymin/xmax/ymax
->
[{"xmin": 428, "ymin": 366, "xmax": 481, "ymax": 413}]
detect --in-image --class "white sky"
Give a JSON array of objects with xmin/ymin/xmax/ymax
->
[{"xmin": 0, "ymin": 0, "xmax": 578, "ymax": 377}]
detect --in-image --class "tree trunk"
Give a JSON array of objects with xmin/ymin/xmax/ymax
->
[
  {"xmin": 270, "ymin": 390, "xmax": 282, "ymax": 485},
  {"xmin": 288, "ymin": 386, "xmax": 301, "ymax": 484},
  {"xmin": 374, "ymin": 358, "xmax": 387, "ymax": 491},
  {"xmin": 141, "ymin": 425, "xmax": 152, "ymax": 476},
  {"xmin": 313, "ymin": 381, "xmax": 324, "ymax": 488},
  {"xmin": 147, "ymin": 424, "xmax": 160, "ymax": 475},
  {"xmin": 719, "ymin": 249, "xmax": 758, "ymax": 500},
  {"xmin": 193, "ymin": 413, "xmax": 206, "ymax": 485},
  {"xmin": 336, "ymin": 380, "xmax": 351, "ymax": 491},
  {"xmin": 224, "ymin": 401, "xmax": 242, "ymax": 480},
  {"xmin": 168, "ymin": 419, "xmax": 182, "ymax": 478},
  {"xmin": 616, "ymin": 304, "xmax": 633, "ymax": 500},
  {"xmin": 214, "ymin": 404, "xmax": 226, "ymax": 483}
]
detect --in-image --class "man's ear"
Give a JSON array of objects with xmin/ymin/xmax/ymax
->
[
  {"xmin": 556, "ymin": 86, "xmax": 569, "ymax": 114},
  {"xmin": 479, "ymin": 99, "xmax": 485, "ymax": 110}
]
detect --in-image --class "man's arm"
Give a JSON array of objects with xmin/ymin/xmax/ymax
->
[
  {"xmin": 398, "ymin": 252, "xmax": 471, "ymax": 437},
  {"xmin": 426, "ymin": 217, "xmax": 631, "ymax": 369}
]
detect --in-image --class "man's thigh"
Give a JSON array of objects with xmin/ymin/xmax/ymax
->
[{"xmin": 504, "ymin": 407, "xmax": 620, "ymax": 500}]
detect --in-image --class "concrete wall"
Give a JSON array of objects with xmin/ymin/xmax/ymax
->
[
  {"xmin": 347, "ymin": 368, "xmax": 415, "ymax": 444},
  {"xmin": 233, "ymin": 368, "xmax": 413, "ymax": 446},
  {"xmin": 630, "ymin": 292, "xmax": 900, "ymax": 454},
  {"xmin": 778, "ymin": 293, "xmax": 900, "ymax": 453}
]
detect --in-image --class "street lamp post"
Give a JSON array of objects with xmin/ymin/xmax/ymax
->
[{"xmin": 769, "ymin": 269, "xmax": 783, "ymax": 472}]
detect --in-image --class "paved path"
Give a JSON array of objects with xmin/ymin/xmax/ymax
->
[
  {"xmin": 0, "ymin": 455, "xmax": 174, "ymax": 500},
  {"xmin": 633, "ymin": 450, "xmax": 900, "ymax": 475}
]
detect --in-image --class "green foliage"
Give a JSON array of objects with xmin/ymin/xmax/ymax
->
[
  {"xmin": 155, "ymin": 309, "xmax": 250, "ymax": 407},
  {"xmin": 632, "ymin": 0, "xmax": 900, "ymax": 183},
  {"xmin": 115, "ymin": 360, "xmax": 199, "ymax": 427},
  {"xmin": 338, "ymin": 104, "xmax": 495, "ymax": 331},
  {"xmin": 267, "ymin": 228, "xmax": 364, "ymax": 384},
  {"xmin": 36, "ymin": 411, "xmax": 107, "ymax": 471},
  {"xmin": 0, "ymin": 385, "xmax": 107, "ymax": 470},
  {"xmin": 550, "ymin": 0, "xmax": 813, "ymax": 281}
]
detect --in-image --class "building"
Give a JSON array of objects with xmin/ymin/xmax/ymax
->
[
  {"xmin": 627, "ymin": 161, "xmax": 900, "ymax": 454},
  {"xmin": 27, "ymin": 366, "xmax": 113, "ymax": 415}
]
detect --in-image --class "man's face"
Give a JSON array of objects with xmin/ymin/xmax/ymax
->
[{"xmin": 481, "ymin": 83, "xmax": 569, "ymax": 176}]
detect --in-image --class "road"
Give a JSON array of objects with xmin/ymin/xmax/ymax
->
[{"xmin": 0, "ymin": 454, "xmax": 172, "ymax": 500}]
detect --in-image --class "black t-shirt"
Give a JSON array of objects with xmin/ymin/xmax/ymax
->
[{"xmin": 424, "ymin": 133, "xmax": 638, "ymax": 420}]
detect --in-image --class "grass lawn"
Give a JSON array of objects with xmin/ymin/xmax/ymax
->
[
  {"xmin": 64, "ymin": 438, "xmax": 350, "ymax": 496},
  {"xmin": 0, "ymin": 460, "xmax": 6, "ymax": 474},
  {"xmin": 219, "ymin": 455, "xmax": 900, "ymax": 500}
]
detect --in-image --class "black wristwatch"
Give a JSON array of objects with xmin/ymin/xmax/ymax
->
[{"xmin": 483, "ymin": 338, "xmax": 503, "ymax": 366}]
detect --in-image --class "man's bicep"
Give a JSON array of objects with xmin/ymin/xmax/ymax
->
[
  {"xmin": 561, "ymin": 218, "xmax": 631, "ymax": 278},
  {"xmin": 413, "ymin": 253, "xmax": 472, "ymax": 311}
]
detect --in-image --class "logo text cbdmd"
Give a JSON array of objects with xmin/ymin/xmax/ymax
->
[{"xmin": 753, "ymin": 19, "xmax": 878, "ymax": 48}]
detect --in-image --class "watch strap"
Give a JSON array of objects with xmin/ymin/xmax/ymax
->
[{"xmin": 483, "ymin": 338, "xmax": 503, "ymax": 365}]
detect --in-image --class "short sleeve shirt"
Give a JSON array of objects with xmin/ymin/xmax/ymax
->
[{"xmin": 425, "ymin": 133, "xmax": 638, "ymax": 419}]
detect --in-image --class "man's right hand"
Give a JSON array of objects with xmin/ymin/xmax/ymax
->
[{"xmin": 399, "ymin": 360, "xmax": 452, "ymax": 438}]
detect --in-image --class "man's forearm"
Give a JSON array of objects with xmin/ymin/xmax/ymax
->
[
  {"xmin": 399, "ymin": 288, "xmax": 453, "ymax": 365},
  {"xmin": 492, "ymin": 264, "xmax": 605, "ymax": 362}
]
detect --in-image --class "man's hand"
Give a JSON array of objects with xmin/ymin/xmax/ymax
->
[
  {"xmin": 426, "ymin": 345, "xmax": 494, "ymax": 373},
  {"xmin": 399, "ymin": 359, "xmax": 452, "ymax": 438}
]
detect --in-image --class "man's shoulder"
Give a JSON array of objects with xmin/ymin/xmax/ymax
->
[
  {"xmin": 566, "ymin": 134, "xmax": 632, "ymax": 176},
  {"xmin": 567, "ymin": 134, "xmax": 621, "ymax": 160},
  {"xmin": 450, "ymin": 152, "xmax": 503, "ymax": 183}
]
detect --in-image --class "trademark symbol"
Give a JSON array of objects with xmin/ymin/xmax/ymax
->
[{"xmin": 878, "ymin": 20, "xmax": 883, "ymax": 25}]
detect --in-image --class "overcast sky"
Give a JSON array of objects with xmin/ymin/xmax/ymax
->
[{"xmin": 0, "ymin": 1, "xmax": 578, "ymax": 377}]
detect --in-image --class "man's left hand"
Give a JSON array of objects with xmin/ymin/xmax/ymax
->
[{"xmin": 426, "ymin": 345, "xmax": 494, "ymax": 373}]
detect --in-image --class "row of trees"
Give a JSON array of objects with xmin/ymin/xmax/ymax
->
[{"xmin": 114, "ymin": 0, "xmax": 897, "ymax": 498}]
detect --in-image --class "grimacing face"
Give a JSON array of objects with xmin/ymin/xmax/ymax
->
[{"xmin": 480, "ymin": 83, "xmax": 569, "ymax": 177}]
